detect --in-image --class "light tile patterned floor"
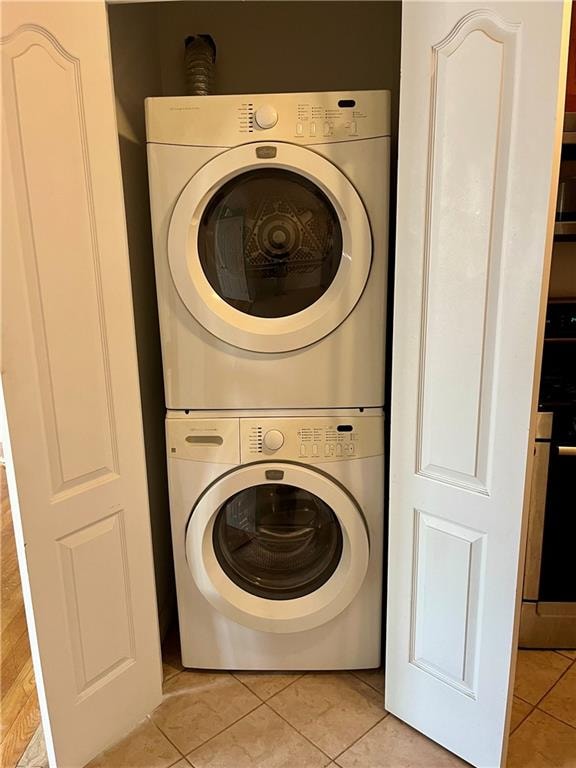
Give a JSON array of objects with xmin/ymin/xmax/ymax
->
[{"xmin": 76, "ymin": 633, "xmax": 576, "ymax": 768}]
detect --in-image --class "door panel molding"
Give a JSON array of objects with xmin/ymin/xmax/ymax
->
[
  {"xmin": 416, "ymin": 9, "xmax": 520, "ymax": 496},
  {"xmin": 410, "ymin": 509, "xmax": 486, "ymax": 699},
  {"xmin": 57, "ymin": 511, "xmax": 136, "ymax": 700},
  {"xmin": 3, "ymin": 24, "xmax": 120, "ymax": 498}
]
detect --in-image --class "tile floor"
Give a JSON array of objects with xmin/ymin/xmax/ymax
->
[{"xmin": 61, "ymin": 631, "xmax": 575, "ymax": 768}]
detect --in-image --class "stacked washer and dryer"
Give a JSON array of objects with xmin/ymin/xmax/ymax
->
[{"xmin": 146, "ymin": 91, "xmax": 390, "ymax": 669}]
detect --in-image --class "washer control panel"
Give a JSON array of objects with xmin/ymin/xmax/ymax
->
[{"xmin": 240, "ymin": 416, "xmax": 383, "ymax": 463}]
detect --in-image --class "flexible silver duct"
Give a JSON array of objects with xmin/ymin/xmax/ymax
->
[{"xmin": 184, "ymin": 35, "xmax": 216, "ymax": 96}]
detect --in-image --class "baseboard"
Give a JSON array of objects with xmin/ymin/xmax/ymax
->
[{"xmin": 519, "ymin": 601, "xmax": 576, "ymax": 648}]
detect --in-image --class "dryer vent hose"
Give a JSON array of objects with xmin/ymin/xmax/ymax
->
[{"xmin": 184, "ymin": 35, "xmax": 216, "ymax": 96}]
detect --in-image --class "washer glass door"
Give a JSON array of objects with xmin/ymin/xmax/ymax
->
[
  {"xmin": 212, "ymin": 482, "xmax": 343, "ymax": 600},
  {"xmin": 168, "ymin": 142, "xmax": 372, "ymax": 353},
  {"xmin": 185, "ymin": 463, "xmax": 370, "ymax": 633}
]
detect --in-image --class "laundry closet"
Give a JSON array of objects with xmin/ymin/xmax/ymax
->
[
  {"xmin": 1, "ymin": 2, "xmax": 568, "ymax": 768},
  {"xmin": 106, "ymin": 0, "xmax": 401, "ymax": 646}
]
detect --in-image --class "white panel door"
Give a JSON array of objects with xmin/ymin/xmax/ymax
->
[
  {"xmin": 386, "ymin": 2, "xmax": 569, "ymax": 767},
  {"xmin": 1, "ymin": 2, "xmax": 162, "ymax": 766}
]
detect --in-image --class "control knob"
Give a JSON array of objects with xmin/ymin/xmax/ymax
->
[
  {"xmin": 255, "ymin": 104, "xmax": 278, "ymax": 129},
  {"xmin": 263, "ymin": 429, "xmax": 285, "ymax": 451}
]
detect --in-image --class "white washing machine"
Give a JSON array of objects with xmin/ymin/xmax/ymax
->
[
  {"xmin": 146, "ymin": 91, "xmax": 390, "ymax": 409},
  {"xmin": 167, "ymin": 409, "xmax": 384, "ymax": 669}
]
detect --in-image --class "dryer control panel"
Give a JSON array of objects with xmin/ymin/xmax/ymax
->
[
  {"xmin": 240, "ymin": 415, "xmax": 383, "ymax": 463},
  {"xmin": 146, "ymin": 90, "xmax": 390, "ymax": 147}
]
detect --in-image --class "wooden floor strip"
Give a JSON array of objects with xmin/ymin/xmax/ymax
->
[
  {"xmin": 0, "ymin": 466, "xmax": 38, "ymax": 766},
  {"xmin": 0, "ymin": 691, "xmax": 42, "ymax": 768},
  {"xmin": 1, "ymin": 658, "xmax": 37, "ymax": 737},
  {"xmin": 16, "ymin": 725, "xmax": 48, "ymax": 768}
]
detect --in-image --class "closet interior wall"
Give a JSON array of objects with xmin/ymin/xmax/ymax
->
[
  {"xmin": 106, "ymin": 1, "xmax": 402, "ymax": 636},
  {"xmin": 548, "ymin": 242, "xmax": 576, "ymax": 297}
]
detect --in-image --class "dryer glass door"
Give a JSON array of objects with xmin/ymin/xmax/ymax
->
[
  {"xmin": 185, "ymin": 462, "xmax": 370, "ymax": 633},
  {"xmin": 198, "ymin": 169, "xmax": 343, "ymax": 319},
  {"xmin": 168, "ymin": 142, "xmax": 372, "ymax": 353}
]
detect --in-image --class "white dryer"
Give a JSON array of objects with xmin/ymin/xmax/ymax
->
[
  {"xmin": 146, "ymin": 91, "xmax": 390, "ymax": 409},
  {"xmin": 167, "ymin": 409, "xmax": 384, "ymax": 669}
]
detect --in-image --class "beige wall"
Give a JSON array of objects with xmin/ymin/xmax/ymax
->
[
  {"xmin": 108, "ymin": 3, "xmax": 174, "ymax": 637},
  {"xmin": 156, "ymin": 1, "xmax": 401, "ymax": 139}
]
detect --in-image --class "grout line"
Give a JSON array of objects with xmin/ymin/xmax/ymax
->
[
  {"xmin": 161, "ymin": 667, "xmax": 186, "ymax": 690},
  {"xmin": 185, "ymin": 703, "xmax": 267, "ymax": 766},
  {"xmin": 179, "ymin": 699, "xmax": 260, "ymax": 760},
  {"xmin": 182, "ymin": 694, "xmax": 262, "ymax": 758},
  {"xmin": 265, "ymin": 673, "xmax": 388, "ymax": 763},
  {"xmin": 233, "ymin": 673, "xmax": 272, "ymax": 704},
  {"xmin": 555, "ymin": 650, "xmax": 576, "ymax": 661},
  {"xmin": 147, "ymin": 715, "xmax": 187, "ymax": 759},
  {"xmin": 168, "ymin": 673, "xmax": 264, "ymax": 757},
  {"xmin": 148, "ymin": 668, "xmax": 312, "ymax": 760},
  {"xmin": 510, "ymin": 702, "xmax": 535, "ymax": 734},
  {"xmin": 347, "ymin": 670, "xmax": 386, "ymax": 698},
  {"xmin": 532, "ymin": 657, "xmax": 575, "ymax": 709},
  {"xmin": 262, "ymin": 699, "xmax": 336, "ymax": 760},
  {"xmin": 349, "ymin": 669, "xmax": 385, "ymax": 695},
  {"xmin": 232, "ymin": 671, "xmax": 305, "ymax": 703},
  {"xmin": 534, "ymin": 706, "xmax": 576, "ymax": 732},
  {"xmin": 513, "ymin": 653, "xmax": 575, "ymax": 709},
  {"xmin": 514, "ymin": 693, "xmax": 536, "ymax": 706},
  {"xmin": 165, "ymin": 755, "xmax": 188, "ymax": 768},
  {"xmin": 162, "ymin": 665, "xmax": 183, "ymax": 684},
  {"xmin": 332, "ymin": 712, "xmax": 389, "ymax": 762}
]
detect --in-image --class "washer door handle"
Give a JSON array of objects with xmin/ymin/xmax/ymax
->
[{"xmin": 256, "ymin": 525, "xmax": 315, "ymax": 545}]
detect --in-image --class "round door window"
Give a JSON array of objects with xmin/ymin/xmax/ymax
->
[
  {"xmin": 186, "ymin": 461, "xmax": 370, "ymax": 632},
  {"xmin": 169, "ymin": 143, "xmax": 372, "ymax": 353},
  {"xmin": 198, "ymin": 169, "xmax": 343, "ymax": 318},
  {"xmin": 212, "ymin": 483, "xmax": 343, "ymax": 600}
]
